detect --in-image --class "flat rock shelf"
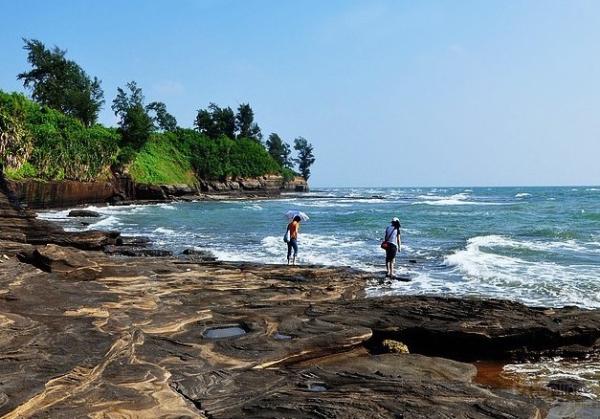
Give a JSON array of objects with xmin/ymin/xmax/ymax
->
[{"xmin": 1, "ymin": 245, "xmax": 600, "ymax": 418}]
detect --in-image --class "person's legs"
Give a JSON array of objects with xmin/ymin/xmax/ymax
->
[
  {"xmin": 287, "ymin": 241, "xmax": 293, "ymax": 264},
  {"xmin": 291, "ymin": 239, "xmax": 298, "ymax": 265},
  {"xmin": 386, "ymin": 244, "xmax": 398, "ymax": 278},
  {"xmin": 385, "ymin": 246, "xmax": 392, "ymax": 277}
]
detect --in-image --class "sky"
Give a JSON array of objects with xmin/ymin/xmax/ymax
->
[{"xmin": 1, "ymin": 0, "xmax": 600, "ymax": 187}]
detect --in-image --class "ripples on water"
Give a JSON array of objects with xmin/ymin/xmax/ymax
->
[{"xmin": 39, "ymin": 186, "xmax": 600, "ymax": 309}]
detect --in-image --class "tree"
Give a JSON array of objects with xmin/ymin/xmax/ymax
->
[
  {"xmin": 266, "ymin": 133, "xmax": 292, "ymax": 168},
  {"xmin": 194, "ymin": 103, "xmax": 235, "ymax": 139},
  {"xmin": 293, "ymin": 137, "xmax": 315, "ymax": 180},
  {"xmin": 111, "ymin": 81, "xmax": 154, "ymax": 150},
  {"xmin": 17, "ymin": 38, "xmax": 104, "ymax": 127},
  {"xmin": 147, "ymin": 101, "xmax": 177, "ymax": 132},
  {"xmin": 235, "ymin": 103, "xmax": 261, "ymax": 140},
  {"xmin": 216, "ymin": 105, "xmax": 236, "ymax": 139}
]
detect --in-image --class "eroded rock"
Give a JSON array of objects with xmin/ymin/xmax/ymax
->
[{"xmin": 67, "ymin": 209, "xmax": 100, "ymax": 217}]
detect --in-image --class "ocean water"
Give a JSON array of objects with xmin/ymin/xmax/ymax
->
[{"xmin": 39, "ymin": 186, "xmax": 600, "ymax": 309}]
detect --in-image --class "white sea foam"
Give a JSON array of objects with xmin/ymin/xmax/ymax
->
[
  {"xmin": 157, "ymin": 203, "xmax": 176, "ymax": 210},
  {"xmin": 515, "ymin": 192, "xmax": 532, "ymax": 198},
  {"xmin": 442, "ymin": 235, "xmax": 600, "ymax": 308},
  {"xmin": 36, "ymin": 209, "xmax": 71, "ymax": 220},
  {"xmin": 460, "ymin": 235, "xmax": 598, "ymax": 254},
  {"xmin": 213, "ymin": 233, "xmax": 382, "ymax": 272},
  {"xmin": 153, "ymin": 227, "xmax": 176, "ymax": 235},
  {"xmin": 86, "ymin": 216, "xmax": 121, "ymax": 229},
  {"xmin": 295, "ymin": 200, "xmax": 353, "ymax": 208},
  {"xmin": 412, "ymin": 192, "xmax": 506, "ymax": 206},
  {"xmin": 503, "ymin": 355, "xmax": 600, "ymax": 399},
  {"xmin": 243, "ymin": 204, "xmax": 264, "ymax": 211}
]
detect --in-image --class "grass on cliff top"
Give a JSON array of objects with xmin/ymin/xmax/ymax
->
[{"xmin": 128, "ymin": 133, "xmax": 196, "ymax": 185}]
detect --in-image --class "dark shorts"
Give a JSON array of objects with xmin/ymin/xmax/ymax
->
[
  {"xmin": 385, "ymin": 243, "xmax": 398, "ymax": 262},
  {"xmin": 287, "ymin": 239, "xmax": 298, "ymax": 259}
]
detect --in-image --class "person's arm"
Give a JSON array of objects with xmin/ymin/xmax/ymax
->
[{"xmin": 397, "ymin": 228, "xmax": 401, "ymax": 249}]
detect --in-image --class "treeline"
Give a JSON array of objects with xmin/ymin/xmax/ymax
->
[{"xmin": 0, "ymin": 39, "xmax": 315, "ymax": 184}]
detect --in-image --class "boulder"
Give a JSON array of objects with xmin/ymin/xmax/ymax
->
[
  {"xmin": 135, "ymin": 184, "xmax": 167, "ymax": 200},
  {"xmin": 18, "ymin": 244, "xmax": 102, "ymax": 280},
  {"xmin": 547, "ymin": 378, "xmax": 586, "ymax": 393},
  {"xmin": 181, "ymin": 248, "xmax": 217, "ymax": 262},
  {"xmin": 67, "ymin": 209, "xmax": 101, "ymax": 218}
]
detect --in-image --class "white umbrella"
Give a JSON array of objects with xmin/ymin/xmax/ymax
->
[{"xmin": 285, "ymin": 210, "xmax": 309, "ymax": 221}]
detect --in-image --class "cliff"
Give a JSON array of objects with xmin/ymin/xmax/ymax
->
[{"xmin": 5, "ymin": 173, "xmax": 308, "ymax": 209}]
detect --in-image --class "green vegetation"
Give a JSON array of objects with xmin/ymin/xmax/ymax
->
[
  {"xmin": 130, "ymin": 129, "xmax": 281, "ymax": 184},
  {"xmin": 128, "ymin": 132, "xmax": 195, "ymax": 185},
  {"xmin": 194, "ymin": 102, "xmax": 262, "ymax": 141},
  {"xmin": 0, "ymin": 39, "xmax": 316, "ymax": 186},
  {"xmin": 0, "ymin": 90, "xmax": 118, "ymax": 181},
  {"xmin": 266, "ymin": 133, "xmax": 292, "ymax": 168},
  {"xmin": 18, "ymin": 39, "xmax": 104, "ymax": 127},
  {"xmin": 294, "ymin": 137, "xmax": 316, "ymax": 180}
]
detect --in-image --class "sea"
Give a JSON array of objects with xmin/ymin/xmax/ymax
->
[
  {"xmin": 39, "ymin": 186, "xmax": 600, "ymax": 309},
  {"xmin": 38, "ymin": 185, "xmax": 600, "ymax": 401}
]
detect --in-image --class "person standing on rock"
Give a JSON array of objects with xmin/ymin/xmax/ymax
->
[
  {"xmin": 382, "ymin": 217, "xmax": 401, "ymax": 278},
  {"xmin": 286, "ymin": 215, "xmax": 301, "ymax": 265}
]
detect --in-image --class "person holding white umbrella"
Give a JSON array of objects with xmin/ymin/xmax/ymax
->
[{"xmin": 283, "ymin": 210, "xmax": 309, "ymax": 265}]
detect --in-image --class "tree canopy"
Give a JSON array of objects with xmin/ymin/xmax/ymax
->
[
  {"xmin": 294, "ymin": 137, "xmax": 316, "ymax": 180},
  {"xmin": 111, "ymin": 81, "xmax": 154, "ymax": 151},
  {"xmin": 17, "ymin": 38, "xmax": 104, "ymax": 127},
  {"xmin": 235, "ymin": 103, "xmax": 262, "ymax": 141},
  {"xmin": 266, "ymin": 133, "xmax": 292, "ymax": 168},
  {"xmin": 194, "ymin": 103, "xmax": 235, "ymax": 139},
  {"xmin": 147, "ymin": 101, "xmax": 177, "ymax": 132}
]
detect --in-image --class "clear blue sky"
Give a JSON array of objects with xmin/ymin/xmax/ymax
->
[{"xmin": 1, "ymin": 0, "xmax": 599, "ymax": 187}]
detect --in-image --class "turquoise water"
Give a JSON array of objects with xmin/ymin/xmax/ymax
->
[{"xmin": 39, "ymin": 186, "xmax": 600, "ymax": 308}]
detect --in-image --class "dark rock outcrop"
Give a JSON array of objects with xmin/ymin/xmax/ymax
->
[
  {"xmin": 0, "ymin": 174, "xmax": 118, "ymax": 251},
  {"xmin": 1, "ymin": 243, "xmax": 599, "ymax": 417},
  {"xmin": 181, "ymin": 248, "xmax": 217, "ymax": 262},
  {"xmin": 67, "ymin": 209, "xmax": 100, "ymax": 217},
  {"xmin": 547, "ymin": 378, "xmax": 586, "ymax": 393},
  {"xmin": 134, "ymin": 183, "xmax": 168, "ymax": 200}
]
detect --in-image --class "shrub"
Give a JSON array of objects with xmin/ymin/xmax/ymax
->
[{"xmin": 0, "ymin": 90, "xmax": 119, "ymax": 181}]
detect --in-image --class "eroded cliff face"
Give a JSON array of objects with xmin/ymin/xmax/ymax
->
[
  {"xmin": 5, "ymin": 179, "xmax": 115, "ymax": 209},
  {"xmin": 5, "ymin": 173, "xmax": 308, "ymax": 209},
  {"xmin": 198, "ymin": 175, "xmax": 308, "ymax": 193}
]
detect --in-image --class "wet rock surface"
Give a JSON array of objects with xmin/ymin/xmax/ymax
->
[
  {"xmin": 1, "ymin": 243, "xmax": 599, "ymax": 417},
  {"xmin": 0, "ymin": 251, "xmax": 552, "ymax": 418},
  {"xmin": 67, "ymin": 209, "xmax": 101, "ymax": 217},
  {"xmin": 547, "ymin": 378, "xmax": 586, "ymax": 393}
]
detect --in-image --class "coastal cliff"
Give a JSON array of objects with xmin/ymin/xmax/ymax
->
[{"xmin": 5, "ymin": 174, "xmax": 308, "ymax": 209}]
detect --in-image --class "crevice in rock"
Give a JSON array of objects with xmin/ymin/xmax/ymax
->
[
  {"xmin": 364, "ymin": 327, "xmax": 600, "ymax": 362},
  {"xmin": 171, "ymin": 383, "xmax": 210, "ymax": 418}
]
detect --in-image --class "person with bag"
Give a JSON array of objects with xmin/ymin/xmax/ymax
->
[
  {"xmin": 381, "ymin": 217, "xmax": 401, "ymax": 278},
  {"xmin": 284, "ymin": 215, "xmax": 302, "ymax": 265}
]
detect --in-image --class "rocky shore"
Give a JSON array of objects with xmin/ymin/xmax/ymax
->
[{"xmin": 1, "ymin": 176, "xmax": 599, "ymax": 417}]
